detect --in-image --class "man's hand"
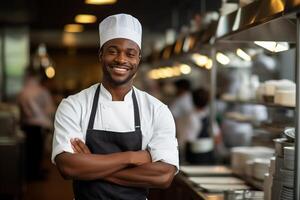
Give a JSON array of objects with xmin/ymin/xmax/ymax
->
[{"xmin": 71, "ymin": 138, "xmax": 91, "ymax": 154}]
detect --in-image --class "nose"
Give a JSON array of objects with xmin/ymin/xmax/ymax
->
[{"xmin": 114, "ymin": 52, "xmax": 127, "ymax": 64}]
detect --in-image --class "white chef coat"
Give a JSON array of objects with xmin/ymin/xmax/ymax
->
[{"xmin": 52, "ymin": 83, "xmax": 179, "ymax": 170}]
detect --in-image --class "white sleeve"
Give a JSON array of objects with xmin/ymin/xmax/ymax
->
[
  {"xmin": 147, "ymin": 105, "xmax": 179, "ymax": 171},
  {"xmin": 51, "ymin": 98, "xmax": 84, "ymax": 164}
]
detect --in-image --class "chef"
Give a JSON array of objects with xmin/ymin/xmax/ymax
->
[{"xmin": 52, "ymin": 13, "xmax": 179, "ymax": 200}]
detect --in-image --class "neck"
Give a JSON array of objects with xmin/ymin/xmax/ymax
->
[{"xmin": 102, "ymin": 81, "xmax": 133, "ymax": 101}]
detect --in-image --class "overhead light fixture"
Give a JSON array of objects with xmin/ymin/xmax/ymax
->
[
  {"xmin": 254, "ymin": 41, "xmax": 289, "ymax": 52},
  {"xmin": 216, "ymin": 52, "xmax": 230, "ymax": 65},
  {"xmin": 191, "ymin": 53, "xmax": 208, "ymax": 67},
  {"xmin": 64, "ymin": 24, "xmax": 84, "ymax": 33},
  {"xmin": 182, "ymin": 37, "xmax": 191, "ymax": 52},
  {"xmin": 179, "ymin": 64, "xmax": 191, "ymax": 74},
  {"xmin": 75, "ymin": 14, "xmax": 97, "ymax": 23},
  {"xmin": 85, "ymin": 0, "xmax": 117, "ymax": 5},
  {"xmin": 45, "ymin": 66, "xmax": 55, "ymax": 79},
  {"xmin": 205, "ymin": 59, "xmax": 213, "ymax": 69},
  {"xmin": 236, "ymin": 48, "xmax": 251, "ymax": 61}
]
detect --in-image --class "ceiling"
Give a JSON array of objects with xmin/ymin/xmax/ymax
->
[
  {"xmin": 1, "ymin": 0, "xmax": 221, "ymax": 50},
  {"xmin": 2, "ymin": 0, "xmax": 221, "ymax": 31}
]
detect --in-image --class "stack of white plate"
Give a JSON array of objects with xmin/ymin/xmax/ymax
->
[
  {"xmin": 280, "ymin": 186, "xmax": 294, "ymax": 200},
  {"xmin": 269, "ymin": 135, "xmax": 295, "ymax": 200},
  {"xmin": 260, "ymin": 79, "xmax": 296, "ymax": 106},
  {"xmin": 231, "ymin": 147, "xmax": 274, "ymax": 176},
  {"xmin": 273, "ymin": 138, "xmax": 293, "ymax": 158},
  {"xmin": 253, "ymin": 159, "xmax": 270, "ymax": 181},
  {"xmin": 283, "ymin": 146, "xmax": 294, "ymax": 170}
]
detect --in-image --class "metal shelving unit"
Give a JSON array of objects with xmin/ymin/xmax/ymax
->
[
  {"xmin": 213, "ymin": 1, "xmax": 300, "ymax": 199},
  {"xmin": 219, "ymin": 99, "xmax": 295, "ymax": 110}
]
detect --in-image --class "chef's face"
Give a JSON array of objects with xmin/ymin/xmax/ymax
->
[{"xmin": 99, "ymin": 38, "xmax": 141, "ymax": 87}]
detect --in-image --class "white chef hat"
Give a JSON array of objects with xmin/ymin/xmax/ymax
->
[{"xmin": 99, "ymin": 13, "xmax": 142, "ymax": 49}]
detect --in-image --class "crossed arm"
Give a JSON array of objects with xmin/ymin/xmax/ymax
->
[{"xmin": 55, "ymin": 139, "xmax": 177, "ymax": 188}]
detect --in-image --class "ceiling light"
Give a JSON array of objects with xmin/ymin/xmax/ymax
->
[
  {"xmin": 75, "ymin": 14, "xmax": 97, "ymax": 24},
  {"xmin": 64, "ymin": 24, "xmax": 84, "ymax": 33},
  {"xmin": 179, "ymin": 64, "xmax": 191, "ymax": 74},
  {"xmin": 254, "ymin": 41, "xmax": 289, "ymax": 52},
  {"xmin": 216, "ymin": 52, "xmax": 230, "ymax": 65},
  {"xmin": 182, "ymin": 37, "xmax": 191, "ymax": 52},
  {"xmin": 274, "ymin": 42, "xmax": 289, "ymax": 52},
  {"xmin": 205, "ymin": 59, "xmax": 213, "ymax": 69},
  {"xmin": 45, "ymin": 66, "xmax": 55, "ymax": 79},
  {"xmin": 85, "ymin": 0, "xmax": 117, "ymax": 5},
  {"xmin": 172, "ymin": 66, "xmax": 181, "ymax": 76},
  {"xmin": 192, "ymin": 53, "xmax": 208, "ymax": 67},
  {"xmin": 236, "ymin": 48, "xmax": 251, "ymax": 61}
]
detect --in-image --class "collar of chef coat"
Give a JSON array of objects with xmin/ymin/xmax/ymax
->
[{"xmin": 100, "ymin": 84, "xmax": 133, "ymax": 102}]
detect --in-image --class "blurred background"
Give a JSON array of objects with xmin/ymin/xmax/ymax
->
[{"xmin": 0, "ymin": 0, "xmax": 298, "ymax": 200}]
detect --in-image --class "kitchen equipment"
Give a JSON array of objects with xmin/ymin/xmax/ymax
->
[
  {"xmin": 253, "ymin": 158, "xmax": 270, "ymax": 181},
  {"xmin": 283, "ymin": 146, "xmax": 294, "ymax": 170},
  {"xmin": 273, "ymin": 138, "xmax": 294, "ymax": 157},
  {"xmin": 284, "ymin": 128, "xmax": 295, "ymax": 142}
]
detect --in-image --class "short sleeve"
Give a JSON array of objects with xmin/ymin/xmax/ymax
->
[
  {"xmin": 147, "ymin": 105, "xmax": 179, "ymax": 171},
  {"xmin": 51, "ymin": 98, "xmax": 84, "ymax": 164}
]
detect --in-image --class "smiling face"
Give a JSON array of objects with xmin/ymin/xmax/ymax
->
[{"xmin": 99, "ymin": 38, "xmax": 141, "ymax": 88}]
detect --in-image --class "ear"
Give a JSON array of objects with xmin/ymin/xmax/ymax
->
[
  {"xmin": 98, "ymin": 48, "xmax": 103, "ymax": 62},
  {"xmin": 98, "ymin": 51, "xmax": 103, "ymax": 62},
  {"xmin": 137, "ymin": 52, "xmax": 142, "ymax": 65}
]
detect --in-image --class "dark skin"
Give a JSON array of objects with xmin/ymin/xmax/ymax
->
[{"xmin": 55, "ymin": 38, "xmax": 176, "ymax": 188}]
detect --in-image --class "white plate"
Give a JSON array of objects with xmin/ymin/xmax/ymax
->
[
  {"xmin": 198, "ymin": 183, "xmax": 250, "ymax": 192},
  {"xmin": 180, "ymin": 166, "xmax": 232, "ymax": 176},
  {"xmin": 189, "ymin": 176, "xmax": 245, "ymax": 185}
]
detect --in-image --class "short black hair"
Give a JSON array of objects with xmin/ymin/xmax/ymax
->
[
  {"xmin": 192, "ymin": 88, "xmax": 210, "ymax": 109},
  {"xmin": 174, "ymin": 79, "xmax": 191, "ymax": 91}
]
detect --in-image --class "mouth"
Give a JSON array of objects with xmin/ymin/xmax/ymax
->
[{"xmin": 110, "ymin": 65, "xmax": 130, "ymax": 74}]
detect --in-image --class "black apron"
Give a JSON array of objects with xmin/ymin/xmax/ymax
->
[
  {"xmin": 73, "ymin": 85, "xmax": 148, "ymax": 200},
  {"xmin": 185, "ymin": 115, "xmax": 215, "ymax": 165}
]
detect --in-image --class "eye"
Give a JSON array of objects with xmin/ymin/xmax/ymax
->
[
  {"xmin": 127, "ymin": 51, "xmax": 137, "ymax": 58},
  {"xmin": 108, "ymin": 49, "xmax": 118, "ymax": 55}
]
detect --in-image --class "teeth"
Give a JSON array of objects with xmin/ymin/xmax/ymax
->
[{"xmin": 113, "ymin": 67, "xmax": 127, "ymax": 73}]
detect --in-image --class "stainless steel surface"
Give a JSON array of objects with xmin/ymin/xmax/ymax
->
[
  {"xmin": 295, "ymin": 12, "xmax": 300, "ymax": 200},
  {"xmin": 216, "ymin": 0, "xmax": 299, "ymax": 42},
  {"xmin": 209, "ymin": 48, "xmax": 217, "ymax": 142}
]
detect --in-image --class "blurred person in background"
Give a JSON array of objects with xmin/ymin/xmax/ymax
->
[
  {"xmin": 170, "ymin": 79, "xmax": 193, "ymax": 163},
  {"xmin": 18, "ymin": 68, "xmax": 55, "ymax": 180},
  {"xmin": 52, "ymin": 14, "xmax": 178, "ymax": 200},
  {"xmin": 185, "ymin": 88, "xmax": 222, "ymax": 164}
]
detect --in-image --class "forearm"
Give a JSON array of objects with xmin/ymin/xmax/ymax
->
[
  {"xmin": 105, "ymin": 162, "xmax": 176, "ymax": 188},
  {"xmin": 55, "ymin": 151, "xmax": 132, "ymax": 180}
]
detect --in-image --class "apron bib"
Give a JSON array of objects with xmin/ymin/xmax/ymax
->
[{"xmin": 73, "ymin": 85, "xmax": 148, "ymax": 200}]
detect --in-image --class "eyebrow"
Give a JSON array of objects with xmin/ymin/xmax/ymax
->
[{"xmin": 106, "ymin": 45, "xmax": 138, "ymax": 52}]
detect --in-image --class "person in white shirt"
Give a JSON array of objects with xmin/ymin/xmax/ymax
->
[
  {"xmin": 185, "ymin": 88, "xmax": 222, "ymax": 164},
  {"xmin": 18, "ymin": 69, "xmax": 55, "ymax": 180},
  {"xmin": 170, "ymin": 79, "xmax": 193, "ymax": 162},
  {"xmin": 52, "ymin": 14, "xmax": 178, "ymax": 200}
]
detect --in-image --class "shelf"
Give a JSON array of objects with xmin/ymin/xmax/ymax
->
[
  {"xmin": 220, "ymin": 99, "xmax": 295, "ymax": 110},
  {"xmin": 215, "ymin": 0, "xmax": 299, "ymax": 43}
]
